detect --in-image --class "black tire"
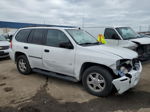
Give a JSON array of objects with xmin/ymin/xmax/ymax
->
[
  {"xmin": 82, "ymin": 66, "xmax": 113, "ymax": 97},
  {"xmin": 16, "ymin": 55, "xmax": 32, "ymax": 75}
]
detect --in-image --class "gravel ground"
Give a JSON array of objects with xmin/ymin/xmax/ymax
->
[{"xmin": 0, "ymin": 59, "xmax": 150, "ymax": 112}]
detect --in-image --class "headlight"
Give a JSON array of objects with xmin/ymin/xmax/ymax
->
[
  {"xmin": 120, "ymin": 66, "xmax": 128, "ymax": 74},
  {"xmin": 116, "ymin": 59, "xmax": 132, "ymax": 77}
]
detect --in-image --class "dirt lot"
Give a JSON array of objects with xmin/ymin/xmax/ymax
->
[{"xmin": 0, "ymin": 59, "xmax": 150, "ymax": 112}]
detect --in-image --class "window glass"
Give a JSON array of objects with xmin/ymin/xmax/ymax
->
[
  {"xmin": 46, "ymin": 29, "xmax": 70, "ymax": 47},
  {"xmin": 66, "ymin": 29, "xmax": 98, "ymax": 45},
  {"xmin": 32, "ymin": 29, "xmax": 44, "ymax": 44},
  {"xmin": 116, "ymin": 27, "xmax": 140, "ymax": 40},
  {"xmin": 104, "ymin": 28, "xmax": 119, "ymax": 39},
  {"xmin": 15, "ymin": 29, "xmax": 31, "ymax": 42},
  {"xmin": 27, "ymin": 30, "xmax": 34, "ymax": 43}
]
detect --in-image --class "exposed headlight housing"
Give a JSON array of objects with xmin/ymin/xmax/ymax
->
[{"xmin": 116, "ymin": 59, "xmax": 132, "ymax": 77}]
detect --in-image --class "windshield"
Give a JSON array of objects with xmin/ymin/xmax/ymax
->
[
  {"xmin": 0, "ymin": 35, "xmax": 6, "ymax": 41},
  {"xmin": 66, "ymin": 29, "xmax": 99, "ymax": 45},
  {"xmin": 116, "ymin": 27, "xmax": 141, "ymax": 40}
]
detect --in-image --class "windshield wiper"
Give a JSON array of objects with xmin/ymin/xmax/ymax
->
[{"xmin": 79, "ymin": 42, "xmax": 100, "ymax": 45}]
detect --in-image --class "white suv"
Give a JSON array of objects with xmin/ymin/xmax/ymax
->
[{"xmin": 9, "ymin": 27, "xmax": 142, "ymax": 96}]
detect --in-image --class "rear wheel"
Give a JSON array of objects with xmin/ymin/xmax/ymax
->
[
  {"xmin": 16, "ymin": 55, "xmax": 32, "ymax": 75},
  {"xmin": 82, "ymin": 66, "xmax": 113, "ymax": 97}
]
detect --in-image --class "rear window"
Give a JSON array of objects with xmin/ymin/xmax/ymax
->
[{"xmin": 15, "ymin": 29, "xmax": 31, "ymax": 42}]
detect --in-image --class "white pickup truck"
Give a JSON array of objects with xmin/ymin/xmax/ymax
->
[
  {"xmin": 9, "ymin": 27, "xmax": 142, "ymax": 96},
  {"xmin": 85, "ymin": 27, "xmax": 150, "ymax": 60}
]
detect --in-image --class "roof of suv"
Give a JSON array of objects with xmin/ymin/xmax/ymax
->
[
  {"xmin": 19, "ymin": 26, "xmax": 78, "ymax": 30},
  {"xmin": 106, "ymin": 26, "xmax": 130, "ymax": 29}
]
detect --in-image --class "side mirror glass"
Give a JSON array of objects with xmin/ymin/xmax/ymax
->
[{"xmin": 59, "ymin": 42, "xmax": 74, "ymax": 49}]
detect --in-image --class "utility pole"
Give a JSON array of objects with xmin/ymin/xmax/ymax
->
[
  {"xmin": 82, "ymin": 16, "xmax": 84, "ymax": 28},
  {"xmin": 148, "ymin": 25, "xmax": 150, "ymax": 32},
  {"xmin": 139, "ymin": 26, "xmax": 142, "ymax": 32}
]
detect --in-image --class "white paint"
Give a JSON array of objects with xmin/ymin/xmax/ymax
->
[{"xmin": 9, "ymin": 27, "xmax": 142, "ymax": 95}]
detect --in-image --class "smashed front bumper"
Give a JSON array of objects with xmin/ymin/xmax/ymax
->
[{"xmin": 112, "ymin": 62, "xmax": 142, "ymax": 94}]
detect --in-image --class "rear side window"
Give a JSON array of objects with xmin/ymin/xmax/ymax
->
[
  {"xmin": 46, "ymin": 29, "xmax": 70, "ymax": 47},
  {"xmin": 27, "ymin": 29, "xmax": 45, "ymax": 45},
  {"xmin": 15, "ymin": 29, "xmax": 31, "ymax": 42}
]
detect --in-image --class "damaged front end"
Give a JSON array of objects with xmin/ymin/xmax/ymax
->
[{"xmin": 112, "ymin": 59, "xmax": 142, "ymax": 94}]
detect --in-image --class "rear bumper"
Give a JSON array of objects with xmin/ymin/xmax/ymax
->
[
  {"xmin": 112, "ymin": 62, "xmax": 142, "ymax": 94},
  {"xmin": 0, "ymin": 49, "xmax": 10, "ymax": 58},
  {"xmin": 9, "ymin": 49, "xmax": 15, "ymax": 61}
]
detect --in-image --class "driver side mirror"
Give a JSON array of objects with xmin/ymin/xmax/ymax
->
[
  {"xmin": 59, "ymin": 42, "xmax": 74, "ymax": 49},
  {"xmin": 112, "ymin": 34, "xmax": 120, "ymax": 40}
]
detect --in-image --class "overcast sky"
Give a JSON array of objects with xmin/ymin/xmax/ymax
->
[{"xmin": 0, "ymin": 0, "xmax": 150, "ymax": 29}]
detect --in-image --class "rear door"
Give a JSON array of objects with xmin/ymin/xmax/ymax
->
[
  {"xmin": 42, "ymin": 29, "xmax": 75, "ymax": 76},
  {"xmin": 104, "ymin": 28, "xmax": 121, "ymax": 46},
  {"xmin": 14, "ymin": 29, "xmax": 31, "ymax": 58},
  {"xmin": 27, "ymin": 29, "xmax": 46, "ymax": 69}
]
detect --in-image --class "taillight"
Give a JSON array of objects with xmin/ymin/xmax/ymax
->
[{"xmin": 10, "ymin": 41, "xmax": 12, "ymax": 49}]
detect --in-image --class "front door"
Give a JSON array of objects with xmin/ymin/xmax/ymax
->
[
  {"xmin": 42, "ymin": 29, "xmax": 75, "ymax": 76},
  {"xmin": 104, "ymin": 28, "xmax": 122, "ymax": 46}
]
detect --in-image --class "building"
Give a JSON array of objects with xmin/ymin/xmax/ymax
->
[{"xmin": 0, "ymin": 21, "xmax": 75, "ymax": 34}]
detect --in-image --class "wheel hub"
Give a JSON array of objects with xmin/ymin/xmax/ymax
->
[{"xmin": 87, "ymin": 72, "xmax": 106, "ymax": 92}]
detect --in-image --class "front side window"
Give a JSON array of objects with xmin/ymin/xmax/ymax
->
[
  {"xmin": 116, "ymin": 27, "xmax": 140, "ymax": 40},
  {"xmin": 46, "ymin": 29, "xmax": 71, "ymax": 47},
  {"xmin": 66, "ymin": 29, "xmax": 99, "ymax": 45}
]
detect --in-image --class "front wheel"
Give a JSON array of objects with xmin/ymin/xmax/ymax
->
[
  {"xmin": 16, "ymin": 55, "xmax": 32, "ymax": 75},
  {"xmin": 82, "ymin": 66, "xmax": 113, "ymax": 97}
]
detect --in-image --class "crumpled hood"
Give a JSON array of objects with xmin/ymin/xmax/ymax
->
[
  {"xmin": 131, "ymin": 37, "xmax": 150, "ymax": 45},
  {"xmin": 0, "ymin": 41, "xmax": 10, "ymax": 46},
  {"xmin": 85, "ymin": 45, "xmax": 138, "ymax": 59}
]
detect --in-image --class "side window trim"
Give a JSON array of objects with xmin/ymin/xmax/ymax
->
[
  {"xmin": 114, "ymin": 28, "xmax": 123, "ymax": 40},
  {"xmin": 27, "ymin": 29, "xmax": 34, "ymax": 43}
]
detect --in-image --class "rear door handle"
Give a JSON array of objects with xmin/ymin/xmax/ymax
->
[
  {"xmin": 44, "ymin": 49, "xmax": 49, "ymax": 53},
  {"xmin": 24, "ymin": 46, "xmax": 28, "ymax": 49}
]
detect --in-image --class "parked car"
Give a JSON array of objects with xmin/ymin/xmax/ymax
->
[
  {"xmin": 0, "ymin": 35, "xmax": 10, "ymax": 58},
  {"xmin": 138, "ymin": 33, "xmax": 150, "ymax": 38},
  {"xmin": 9, "ymin": 27, "xmax": 142, "ymax": 96},
  {"xmin": 97, "ymin": 27, "xmax": 150, "ymax": 61}
]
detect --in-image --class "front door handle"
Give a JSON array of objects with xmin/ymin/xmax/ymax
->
[
  {"xmin": 44, "ymin": 49, "xmax": 49, "ymax": 53},
  {"xmin": 24, "ymin": 46, "xmax": 28, "ymax": 49}
]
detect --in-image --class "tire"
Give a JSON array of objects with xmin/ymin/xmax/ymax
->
[
  {"xmin": 82, "ymin": 66, "xmax": 113, "ymax": 97},
  {"xmin": 16, "ymin": 55, "xmax": 32, "ymax": 75}
]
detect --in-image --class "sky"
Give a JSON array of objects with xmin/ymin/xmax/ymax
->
[{"xmin": 0, "ymin": 0, "xmax": 150, "ymax": 30}]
